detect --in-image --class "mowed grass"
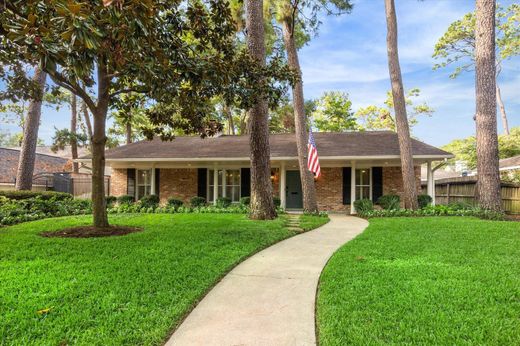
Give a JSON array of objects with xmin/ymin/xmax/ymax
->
[
  {"xmin": 317, "ymin": 217, "xmax": 520, "ymax": 345},
  {"xmin": 0, "ymin": 213, "xmax": 309, "ymax": 345}
]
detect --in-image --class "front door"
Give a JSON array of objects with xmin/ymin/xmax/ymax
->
[{"xmin": 286, "ymin": 170, "xmax": 303, "ymax": 209}]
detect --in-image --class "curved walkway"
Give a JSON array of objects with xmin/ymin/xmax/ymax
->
[{"xmin": 167, "ymin": 214, "xmax": 368, "ymax": 346}]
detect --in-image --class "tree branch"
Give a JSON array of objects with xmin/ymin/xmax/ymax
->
[{"xmin": 46, "ymin": 69, "xmax": 97, "ymax": 113}]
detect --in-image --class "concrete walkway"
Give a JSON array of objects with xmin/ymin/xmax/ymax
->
[{"xmin": 167, "ymin": 214, "xmax": 368, "ymax": 346}]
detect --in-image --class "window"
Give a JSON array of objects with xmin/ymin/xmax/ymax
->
[
  {"xmin": 355, "ymin": 168, "xmax": 371, "ymax": 200},
  {"xmin": 207, "ymin": 169, "xmax": 241, "ymax": 202},
  {"xmin": 137, "ymin": 169, "xmax": 152, "ymax": 200}
]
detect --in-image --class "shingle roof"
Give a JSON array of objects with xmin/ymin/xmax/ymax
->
[
  {"xmin": 92, "ymin": 132, "xmax": 452, "ymax": 160},
  {"xmin": 500, "ymin": 155, "xmax": 520, "ymax": 169},
  {"xmin": 0, "ymin": 147, "xmax": 69, "ymax": 183}
]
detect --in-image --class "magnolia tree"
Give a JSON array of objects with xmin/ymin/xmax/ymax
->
[{"xmin": 1, "ymin": 0, "xmax": 293, "ymax": 228}]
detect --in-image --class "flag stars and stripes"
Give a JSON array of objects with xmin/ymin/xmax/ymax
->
[{"xmin": 307, "ymin": 131, "xmax": 321, "ymax": 178}]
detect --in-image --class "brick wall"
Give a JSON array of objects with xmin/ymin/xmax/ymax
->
[
  {"xmin": 159, "ymin": 168, "xmax": 198, "ymax": 205},
  {"xmin": 110, "ymin": 168, "xmax": 127, "ymax": 196},
  {"xmin": 316, "ymin": 167, "xmax": 348, "ymax": 212},
  {"xmin": 382, "ymin": 166, "xmax": 421, "ymax": 207}
]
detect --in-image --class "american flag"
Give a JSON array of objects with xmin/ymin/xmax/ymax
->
[{"xmin": 307, "ymin": 131, "xmax": 321, "ymax": 178}]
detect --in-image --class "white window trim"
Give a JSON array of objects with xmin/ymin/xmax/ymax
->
[
  {"xmin": 207, "ymin": 168, "xmax": 242, "ymax": 203},
  {"xmin": 136, "ymin": 168, "xmax": 152, "ymax": 200}
]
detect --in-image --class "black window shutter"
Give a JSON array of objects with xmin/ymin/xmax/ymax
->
[
  {"xmin": 197, "ymin": 168, "xmax": 207, "ymax": 200},
  {"xmin": 241, "ymin": 168, "xmax": 251, "ymax": 198},
  {"xmin": 372, "ymin": 167, "xmax": 383, "ymax": 203},
  {"xmin": 342, "ymin": 167, "xmax": 352, "ymax": 205},
  {"xmin": 127, "ymin": 168, "xmax": 136, "ymax": 200},
  {"xmin": 155, "ymin": 168, "xmax": 160, "ymax": 197}
]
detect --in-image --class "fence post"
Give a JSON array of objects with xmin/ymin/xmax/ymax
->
[{"xmin": 446, "ymin": 183, "xmax": 450, "ymax": 204}]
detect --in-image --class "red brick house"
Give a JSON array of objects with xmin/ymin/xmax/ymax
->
[{"xmin": 79, "ymin": 132, "xmax": 452, "ymax": 213}]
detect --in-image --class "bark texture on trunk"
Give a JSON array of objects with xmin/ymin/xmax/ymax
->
[
  {"xmin": 70, "ymin": 94, "xmax": 79, "ymax": 173},
  {"xmin": 496, "ymin": 83, "xmax": 509, "ymax": 135},
  {"xmin": 281, "ymin": 19, "xmax": 318, "ymax": 213},
  {"xmin": 15, "ymin": 68, "xmax": 47, "ymax": 190},
  {"xmin": 224, "ymin": 105, "xmax": 235, "ymax": 135},
  {"xmin": 384, "ymin": 0, "xmax": 419, "ymax": 210},
  {"xmin": 475, "ymin": 0, "xmax": 502, "ymax": 211},
  {"xmin": 90, "ymin": 64, "xmax": 110, "ymax": 228},
  {"xmin": 126, "ymin": 121, "xmax": 132, "ymax": 144},
  {"xmin": 245, "ymin": 0, "xmax": 276, "ymax": 220}
]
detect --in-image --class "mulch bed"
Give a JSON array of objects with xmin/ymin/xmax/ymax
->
[
  {"xmin": 505, "ymin": 215, "xmax": 520, "ymax": 222},
  {"xmin": 40, "ymin": 226, "xmax": 143, "ymax": 238}
]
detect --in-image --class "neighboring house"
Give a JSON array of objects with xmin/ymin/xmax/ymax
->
[
  {"xmin": 0, "ymin": 147, "xmax": 69, "ymax": 190},
  {"xmin": 78, "ymin": 132, "xmax": 452, "ymax": 213},
  {"xmin": 500, "ymin": 155, "xmax": 520, "ymax": 182}
]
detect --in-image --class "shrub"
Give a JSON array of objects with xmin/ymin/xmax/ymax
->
[
  {"xmin": 377, "ymin": 194, "xmax": 400, "ymax": 210},
  {"xmin": 354, "ymin": 199, "xmax": 374, "ymax": 214},
  {"xmin": 139, "ymin": 195, "xmax": 159, "ymax": 209},
  {"xmin": 190, "ymin": 196, "xmax": 207, "ymax": 207},
  {"xmin": 359, "ymin": 204, "xmax": 505, "ymax": 220},
  {"xmin": 0, "ymin": 190, "xmax": 72, "ymax": 201},
  {"xmin": 417, "ymin": 194, "xmax": 433, "ymax": 208},
  {"xmin": 216, "ymin": 197, "xmax": 232, "ymax": 208},
  {"xmin": 167, "ymin": 198, "xmax": 184, "ymax": 208},
  {"xmin": 106, "ymin": 196, "xmax": 117, "ymax": 207},
  {"xmin": 273, "ymin": 197, "xmax": 281, "ymax": 207},
  {"xmin": 117, "ymin": 195, "xmax": 135, "ymax": 205},
  {"xmin": 240, "ymin": 196, "xmax": 251, "ymax": 206}
]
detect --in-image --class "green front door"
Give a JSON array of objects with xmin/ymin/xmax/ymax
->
[{"xmin": 286, "ymin": 170, "xmax": 303, "ymax": 209}]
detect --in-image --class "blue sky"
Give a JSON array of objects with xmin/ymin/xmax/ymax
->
[{"xmin": 2, "ymin": 0, "xmax": 519, "ymax": 147}]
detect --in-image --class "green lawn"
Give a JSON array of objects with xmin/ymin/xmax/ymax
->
[
  {"xmin": 317, "ymin": 217, "xmax": 520, "ymax": 345},
  {"xmin": 0, "ymin": 213, "xmax": 321, "ymax": 345}
]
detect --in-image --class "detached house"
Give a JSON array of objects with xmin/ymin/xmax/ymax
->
[{"xmin": 81, "ymin": 132, "xmax": 452, "ymax": 213}]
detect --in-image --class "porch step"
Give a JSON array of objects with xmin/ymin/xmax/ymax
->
[{"xmin": 286, "ymin": 215, "xmax": 303, "ymax": 232}]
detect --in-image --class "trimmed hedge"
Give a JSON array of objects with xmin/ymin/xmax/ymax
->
[
  {"xmin": 354, "ymin": 199, "xmax": 374, "ymax": 213},
  {"xmin": 140, "ymin": 195, "xmax": 159, "ymax": 209},
  {"xmin": 117, "ymin": 195, "xmax": 135, "ymax": 205},
  {"xmin": 0, "ymin": 190, "xmax": 72, "ymax": 201},
  {"xmin": 216, "ymin": 197, "xmax": 232, "ymax": 208},
  {"xmin": 167, "ymin": 198, "xmax": 184, "ymax": 208},
  {"xmin": 377, "ymin": 194, "xmax": 400, "ymax": 210},
  {"xmin": 190, "ymin": 196, "xmax": 206, "ymax": 207},
  {"xmin": 417, "ymin": 194, "xmax": 433, "ymax": 208}
]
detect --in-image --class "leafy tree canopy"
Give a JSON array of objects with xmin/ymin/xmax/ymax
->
[
  {"xmin": 355, "ymin": 88, "xmax": 433, "ymax": 131},
  {"xmin": 433, "ymin": 4, "xmax": 520, "ymax": 78},
  {"xmin": 310, "ymin": 91, "xmax": 356, "ymax": 132}
]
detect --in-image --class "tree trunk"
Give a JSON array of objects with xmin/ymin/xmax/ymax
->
[
  {"xmin": 475, "ymin": 0, "xmax": 502, "ymax": 211},
  {"xmin": 496, "ymin": 83, "xmax": 509, "ymax": 135},
  {"xmin": 70, "ymin": 94, "xmax": 79, "ymax": 173},
  {"xmin": 281, "ymin": 19, "xmax": 318, "ymax": 213},
  {"xmin": 224, "ymin": 105, "xmax": 235, "ymax": 135},
  {"xmin": 384, "ymin": 0, "xmax": 419, "ymax": 210},
  {"xmin": 81, "ymin": 100, "xmax": 93, "ymax": 146},
  {"xmin": 245, "ymin": 0, "xmax": 276, "ymax": 220},
  {"xmin": 126, "ymin": 121, "xmax": 132, "ymax": 144},
  {"xmin": 90, "ymin": 64, "xmax": 110, "ymax": 228},
  {"xmin": 15, "ymin": 68, "xmax": 47, "ymax": 190}
]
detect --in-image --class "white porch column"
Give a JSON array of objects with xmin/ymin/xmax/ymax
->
[
  {"xmin": 426, "ymin": 161, "xmax": 436, "ymax": 206},
  {"xmin": 280, "ymin": 163, "xmax": 286, "ymax": 209},
  {"xmin": 150, "ymin": 167, "xmax": 156, "ymax": 195},
  {"xmin": 213, "ymin": 168, "xmax": 219, "ymax": 205},
  {"xmin": 350, "ymin": 161, "xmax": 356, "ymax": 214},
  {"xmin": 222, "ymin": 169, "xmax": 227, "ymax": 198}
]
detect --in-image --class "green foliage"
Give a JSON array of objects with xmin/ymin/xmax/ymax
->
[
  {"xmin": 139, "ymin": 195, "xmax": 159, "ymax": 209},
  {"xmin": 116, "ymin": 195, "xmax": 135, "ymax": 205},
  {"xmin": 273, "ymin": 196, "xmax": 281, "ymax": 207},
  {"xmin": 417, "ymin": 194, "xmax": 433, "ymax": 209},
  {"xmin": 353, "ymin": 199, "xmax": 374, "ymax": 214},
  {"xmin": 190, "ymin": 196, "xmax": 207, "ymax": 208},
  {"xmin": 240, "ymin": 196, "xmax": 251, "ymax": 206},
  {"xmin": 167, "ymin": 198, "xmax": 184, "ymax": 209},
  {"xmin": 377, "ymin": 194, "xmax": 401, "ymax": 210},
  {"xmin": 355, "ymin": 89, "xmax": 433, "ymax": 131},
  {"xmin": 0, "ymin": 196, "xmax": 91, "ymax": 226},
  {"xmin": 442, "ymin": 127, "xmax": 520, "ymax": 170},
  {"xmin": 358, "ymin": 205, "xmax": 505, "ymax": 221},
  {"xmin": 0, "ymin": 190, "xmax": 72, "ymax": 201},
  {"xmin": 105, "ymin": 196, "xmax": 117, "ymax": 208},
  {"xmin": 311, "ymin": 91, "xmax": 356, "ymax": 132},
  {"xmin": 51, "ymin": 128, "xmax": 88, "ymax": 153},
  {"xmin": 433, "ymin": 4, "xmax": 520, "ymax": 78},
  {"xmin": 216, "ymin": 197, "xmax": 232, "ymax": 208},
  {"xmin": 318, "ymin": 217, "xmax": 520, "ymax": 344}
]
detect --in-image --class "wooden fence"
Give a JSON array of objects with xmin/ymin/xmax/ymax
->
[{"xmin": 422, "ymin": 176, "xmax": 520, "ymax": 214}]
